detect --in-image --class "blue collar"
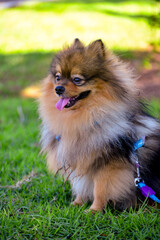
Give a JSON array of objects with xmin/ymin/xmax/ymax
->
[{"xmin": 133, "ymin": 137, "xmax": 145, "ymax": 151}]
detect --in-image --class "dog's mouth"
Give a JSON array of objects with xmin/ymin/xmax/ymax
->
[{"xmin": 56, "ymin": 90, "xmax": 91, "ymax": 111}]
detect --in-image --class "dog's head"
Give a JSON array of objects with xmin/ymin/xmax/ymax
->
[{"xmin": 49, "ymin": 39, "xmax": 136, "ymax": 111}]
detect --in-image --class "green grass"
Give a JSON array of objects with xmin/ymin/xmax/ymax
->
[
  {"xmin": 0, "ymin": 97, "xmax": 160, "ymax": 239},
  {"xmin": 0, "ymin": 52, "xmax": 53, "ymax": 95},
  {"xmin": 0, "ymin": 0, "xmax": 160, "ymax": 53}
]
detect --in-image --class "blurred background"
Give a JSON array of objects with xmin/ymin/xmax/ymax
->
[{"xmin": 0, "ymin": 0, "xmax": 160, "ymax": 99}]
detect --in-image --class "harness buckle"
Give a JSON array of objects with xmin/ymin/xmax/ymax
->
[{"xmin": 134, "ymin": 177, "xmax": 143, "ymax": 187}]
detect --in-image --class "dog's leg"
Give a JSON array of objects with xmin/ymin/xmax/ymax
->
[
  {"xmin": 72, "ymin": 195, "xmax": 84, "ymax": 206},
  {"xmin": 88, "ymin": 162, "xmax": 135, "ymax": 212},
  {"xmin": 89, "ymin": 168, "xmax": 109, "ymax": 213},
  {"xmin": 89, "ymin": 178, "xmax": 106, "ymax": 213}
]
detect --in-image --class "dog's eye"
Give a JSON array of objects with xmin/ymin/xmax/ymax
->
[
  {"xmin": 55, "ymin": 74, "xmax": 61, "ymax": 81},
  {"xmin": 73, "ymin": 77, "xmax": 82, "ymax": 85}
]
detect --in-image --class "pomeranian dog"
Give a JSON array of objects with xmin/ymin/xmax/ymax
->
[{"xmin": 39, "ymin": 39, "xmax": 160, "ymax": 212}]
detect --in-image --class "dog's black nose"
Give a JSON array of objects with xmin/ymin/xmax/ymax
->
[{"xmin": 55, "ymin": 86, "xmax": 65, "ymax": 95}]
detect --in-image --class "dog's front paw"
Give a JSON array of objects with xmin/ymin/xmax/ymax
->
[
  {"xmin": 71, "ymin": 200, "xmax": 83, "ymax": 206},
  {"xmin": 71, "ymin": 196, "xmax": 83, "ymax": 206},
  {"xmin": 84, "ymin": 207, "xmax": 102, "ymax": 214},
  {"xmin": 85, "ymin": 203, "xmax": 104, "ymax": 214}
]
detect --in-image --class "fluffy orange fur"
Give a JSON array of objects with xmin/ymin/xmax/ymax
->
[{"xmin": 39, "ymin": 39, "xmax": 160, "ymax": 212}]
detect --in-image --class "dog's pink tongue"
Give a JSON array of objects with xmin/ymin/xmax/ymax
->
[{"xmin": 56, "ymin": 98, "xmax": 70, "ymax": 111}]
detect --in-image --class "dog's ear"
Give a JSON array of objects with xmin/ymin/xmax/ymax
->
[
  {"xmin": 88, "ymin": 39, "xmax": 105, "ymax": 57},
  {"xmin": 72, "ymin": 38, "xmax": 84, "ymax": 49}
]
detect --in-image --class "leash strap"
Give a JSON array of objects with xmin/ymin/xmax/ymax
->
[
  {"xmin": 133, "ymin": 138, "xmax": 160, "ymax": 204},
  {"xmin": 137, "ymin": 182, "xmax": 160, "ymax": 203}
]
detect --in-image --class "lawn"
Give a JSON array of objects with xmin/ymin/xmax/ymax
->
[
  {"xmin": 0, "ymin": 97, "xmax": 160, "ymax": 239},
  {"xmin": 0, "ymin": 0, "xmax": 160, "ymax": 239}
]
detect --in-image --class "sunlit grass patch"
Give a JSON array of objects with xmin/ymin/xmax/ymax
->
[
  {"xmin": 0, "ymin": 0, "xmax": 159, "ymax": 96},
  {"xmin": 0, "ymin": 0, "xmax": 159, "ymax": 53}
]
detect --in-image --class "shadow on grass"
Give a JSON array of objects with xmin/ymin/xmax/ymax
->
[
  {"xmin": 0, "ymin": 49, "xmax": 159, "ymax": 97},
  {"xmin": 14, "ymin": 0, "xmax": 145, "ymax": 11},
  {"xmin": 96, "ymin": 8, "xmax": 160, "ymax": 28},
  {"xmin": 0, "ymin": 52, "xmax": 54, "ymax": 96},
  {"xmin": 97, "ymin": 8, "xmax": 153, "ymax": 21}
]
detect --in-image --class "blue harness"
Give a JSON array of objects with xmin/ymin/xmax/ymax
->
[{"xmin": 133, "ymin": 138, "xmax": 160, "ymax": 204}]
